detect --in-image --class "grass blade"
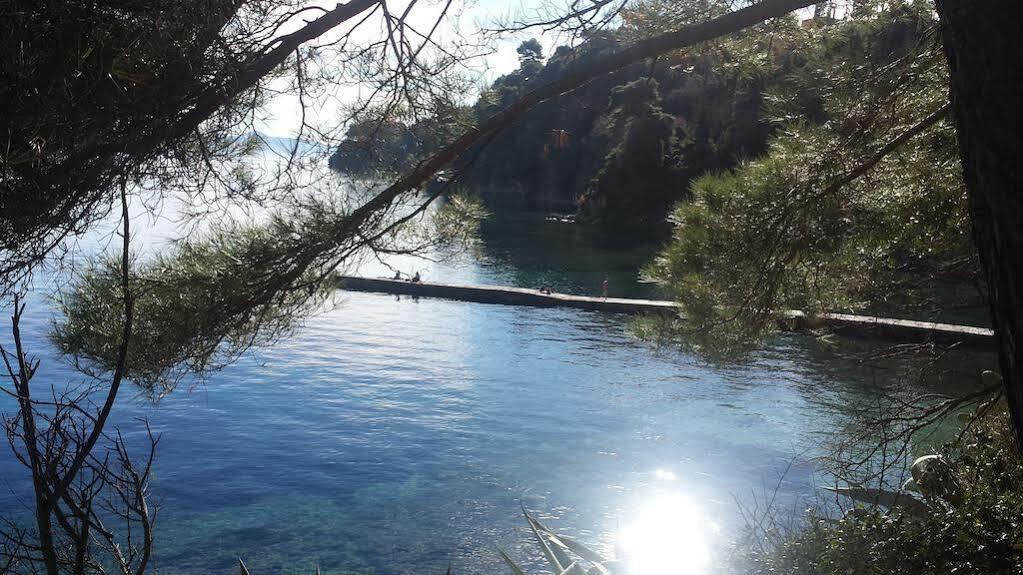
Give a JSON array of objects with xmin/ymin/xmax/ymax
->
[
  {"xmin": 523, "ymin": 508, "xmax": 566, "ymax": 572},
  {"xmin": 497, "ymin": 547, "xmax": 528, "ymax": 575}
]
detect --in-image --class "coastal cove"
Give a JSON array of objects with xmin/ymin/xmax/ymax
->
[
  {"xmin": 0, "ymin": 213, "xmax": 995, "ymax": 574},
  {"xmin": 4, "ymin": 3, "xmax": 1023, "ymax": 573}
]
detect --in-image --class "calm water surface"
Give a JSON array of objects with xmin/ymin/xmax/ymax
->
[{"xmin": 0, "ymin": 212, "xmax": 993, "ymax": 574}]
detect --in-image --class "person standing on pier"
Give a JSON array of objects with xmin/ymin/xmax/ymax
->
[{"xmin": 601, "ymin": 276, "xmax": 609, "ymax": 299}]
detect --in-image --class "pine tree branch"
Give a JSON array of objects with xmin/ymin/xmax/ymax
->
[{"xmin": 823, "ymin": 101, "xmax": 951, "ymax": 196}]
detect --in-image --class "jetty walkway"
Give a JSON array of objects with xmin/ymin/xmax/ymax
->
[{"xmin": 336, "ymin": 275, "xmax": 994, "ymax": 350}]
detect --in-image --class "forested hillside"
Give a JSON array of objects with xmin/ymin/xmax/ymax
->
[{"xmin": 329, "ymin": 2, "xmax": 942, "ymax": 247}]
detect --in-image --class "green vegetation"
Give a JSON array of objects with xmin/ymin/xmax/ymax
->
[
  {"xmin": 577, "ymin": 77, "xmax": 689, "ymax": 240},
  {"xmin": 53, "ymin": 215, "xmax": 334, "ymax": 392},
  {"xmin": 646, "ymin": 2, "xmax": 976, "ymax": 350},
  {"xmin": 741, "ymin": 405, "xmax": 1023, "ymax": 575},
  {"xmin": 331, "ymin": 2, "xmax": 793, "ymax": 245}
]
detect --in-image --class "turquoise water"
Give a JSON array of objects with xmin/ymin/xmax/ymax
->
[{"xmin": 0, "ymin": 212, "xmax": 994, "ymax": 574}]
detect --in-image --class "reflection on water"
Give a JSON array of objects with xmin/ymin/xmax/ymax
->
[{"xmin": 619, "ymin": 489, "xmax": 712, "ymax": 575}]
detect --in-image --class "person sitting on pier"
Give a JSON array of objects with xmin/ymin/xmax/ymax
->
[
  {"xmin": 538, "ymin": 286, "xmax": 552, "ymax": 295},
  {"xmin": 411, "ymin": 271, "xmax": 421, "ymax": 283},
  {"xmin": 393, "ymin": 270, "xmax": 402, "ymax": 280}
]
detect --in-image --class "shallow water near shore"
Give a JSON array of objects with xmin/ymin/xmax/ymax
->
[{"xmin": 0, "ymin": 211, "xmax": 994, "ymax": 574}]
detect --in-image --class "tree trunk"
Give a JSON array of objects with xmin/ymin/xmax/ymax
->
[{"xmin": 935, "ymin": 0, "xmax": 1023, "ymax": 448}]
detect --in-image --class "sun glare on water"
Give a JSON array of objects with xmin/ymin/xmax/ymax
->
[{"xmin": 617, "ymin": 476, "xmax": 712, "ymax": 575}]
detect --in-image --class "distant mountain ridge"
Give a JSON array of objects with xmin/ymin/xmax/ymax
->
[{"xmin": 245, "ymin": 131, "xmax": 326, "ymax": 155}]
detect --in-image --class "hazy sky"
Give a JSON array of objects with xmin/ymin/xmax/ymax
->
[{"xmin": 258, "ymin": 0, "xmax": 556, "ymax": 137}]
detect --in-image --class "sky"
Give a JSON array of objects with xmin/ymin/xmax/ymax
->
[{"xmin": 257, "ymin": 0, "xmax": 555, "ymax": 137}]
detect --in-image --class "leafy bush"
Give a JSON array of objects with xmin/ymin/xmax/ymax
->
[{"xmin": 739, "ymin": 407, "xmax": 1023, "ymax": 575}]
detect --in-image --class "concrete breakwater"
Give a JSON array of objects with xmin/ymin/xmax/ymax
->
[
  {"xmin": 337, "ymin": 275, "xmax": 677, "ymax": 314},
  {"xmin": 336, "ymin": 275, "xmax": 994, "ymax": 350}
]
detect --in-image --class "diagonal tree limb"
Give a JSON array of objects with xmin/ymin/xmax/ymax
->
[
  {"xmin": 822, "ymin": 101, "xmax": 951, "ymax": 197},
  {"xmin": 46, "ymin": 180, "xmax": 134, "ymax": 509},
  {"xmin": 328, "ymin": 0, "xmax": 818, "ymax": 245}
]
